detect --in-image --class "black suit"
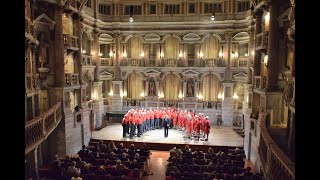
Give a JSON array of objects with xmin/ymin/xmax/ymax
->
[{"xmin": 163, "ymin": 117, "xmax": 169, "ymax": 137}]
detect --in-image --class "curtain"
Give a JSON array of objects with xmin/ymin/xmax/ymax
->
[
  {"xmin": 164, "ymin": 37, "xmax": 179, "ymax": 59},
  {"xmin": 203, "ymin": 36, "xmax": 220, "ymax": 58},
  {"xmin": 128, "ymin": 72, "xmax": 143, "ymax": 99},
  {"xmin": 162, "ymin": 73, "xmax": 179, "ymax": 100},
  {"xmin": 128, "ymin": 37, "xmax": 142, "ymax": 58},
  {"xmin": 201, "ymin": 74, "xmax": 222, "ymax": 101}
]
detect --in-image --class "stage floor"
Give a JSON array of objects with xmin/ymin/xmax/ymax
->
[{"xmin": 92, "ymin": 123, "xmax": 244, "ymax": 147}]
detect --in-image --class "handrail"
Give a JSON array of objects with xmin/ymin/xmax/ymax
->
[
  {"xmin": 25, "ymin": 102, "xmax": 63, "ymax": 155},
  {"xmin": 259, "ymin": 113, "xmax": 295, "ymax": 179}
]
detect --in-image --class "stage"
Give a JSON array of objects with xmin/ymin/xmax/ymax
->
[{"xmin": 92, "ymin": 123, "xmax": 244, "ymax": 149}]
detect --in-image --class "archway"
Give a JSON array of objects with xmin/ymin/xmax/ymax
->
[
  {"xmin": 162, "ymin": 73, "xmax": 180, "ymax": 100},
  {"xmin": 201, "ymin": 73, "xmax": 222, "ymax": 101},
  {"xmin": 127, "ymin": 37, "xmax": 143, "ymax": 58},
  {"xmin": 82, "ymin": 31, "xmax": 91, "ymax": 55},
  {"xmin": 164, "ymin": 37, "xmax": 180, "ymax": 59},
  {"xmin": 127, "ymin": 72, "xmax": 143, "ymax": 99},
  {"xmin": 202, "ymin": 36, "xmax": 220, "ymax": 58}
]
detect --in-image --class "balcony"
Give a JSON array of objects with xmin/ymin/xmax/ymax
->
[
  {"xmin": 63, "ymin": 34, "xmax": 79, "ymax": 51},
  {"xmin": 203, "ymin": 58, "xmax": 226, "ymax": 67},
  {"xmin": 100, "ymin": 58, "xmax": 113, "ymax": 66},
  {"xmin": 122, "ymin": 58, "xmax": 144, "ymax": 66},
  {"xmin": 65, "ymin": 73, "xmax": 79, "ymax": 86},
  {"xmin": 162, "ymin": 58, "xmax": 179, "ymax": 67},
  {"xmin": 82, "ymin": 55, "xmax": 93, "ymax": 66},
  {"xmin": 256, "ymin": 32, "xmax": 268, "ymax": 50},
  {"xmin": 258, "ymin": 113, "xmax": 295, "ymax": 179},
  {"xmin": 254, "ymin": 76, "xmax": 266, "ymax": 90},
  {"xmin": 25, "ymin": 102, "xmax": 62, "ymax": 154},
  {"xmin": 26, "ymin": 73, "xmax": 41, "ymax": 93}
]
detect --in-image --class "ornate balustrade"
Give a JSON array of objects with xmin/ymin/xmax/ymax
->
[
  {"xmin": 123, "ymin": 58, "xmax": 144, "ymax": 66},
  {"xmin": 258, "ymin": 113, "xmax": 295, "ymax": 180},
  {"xmin": 203, "ymin": 58, "xmax": 226, "ymax": 67},
  {"xmin": 63, "ymin": 34, "xmax": 78, "ymax": 50},
  {"xmin": 82, "ymin": 55, "xmax": 93, "ymax": 65},
  {"xmin": 25, "ymin": 102, "xmax": 62, "ymax": 154},
  {"xmin": 163, "ymin": 58, "xmax": 178, "ymax": 67},
  {"xmin": 65, "ymin": 73, "xmax": 79, "ymax": 86},
  {"xmin": 238, "ymin": 58, "xmax": 248, "ymax": 67},
  {"xmin": 100, "ymin": 58, "xmax": 112, "ymax": 66},
  {"xmin": 26, "ymin": 73, "xmax": 40, "ymax": 93}
]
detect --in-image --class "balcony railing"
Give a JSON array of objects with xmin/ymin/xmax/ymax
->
[
  {"xmin": 256, "ymin": 32, "xmax": 268, "ymax": 50},
  {"xmin": 163, "ymin": 58, "xmax": 178, "ymax": 67},
  {"xmin": 65, "ymin": 73, "xmax": 79, "ymax": 86},
  {"xmin": 100, "ymin": 58, "xmax": 112, "ymax": 66},
  {"xmin": 63, "ymin": 34, "xmax": 78, "ymax": 50},
  {"xmin": 258, "ymin": 113, "xmax": 295, "ymax": 180},
  {"xmin": 25, "ymin": 102, "xmax": 62, "ymax": 154},
  {"xmin": 26, "ymin": 73, "xmax": 40, "ymax": 93},
  {"xmin": 82, "ymin": 55, "xmax": 93, "ymax": 65},
  {"xmin": 123, "ymin": 58, "xmax": 144, "ymax": 66}
]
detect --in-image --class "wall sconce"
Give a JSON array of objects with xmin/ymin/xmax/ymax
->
[
  {"xmin": 232, "ymin": 51, "xmax": 238, "ymax": 59},
  {"xmin": 129, "ymin": 15, "xmax": 133, "ymax": 22},
  {"xmin": 251, "ymin": 51, "xmax": 255, "ymax": 56},
  {"xmin": 178, "ymin": 93, "xmax": 183, "ymax": 99},
  {"xmin": 109, "ymin": 51, "xmax": 114, "ymax": 58},
  {"xmin": 82, "ymin": 50, "xmax": 86, "ymax": 54},
  {"xmin": 264, "ymin": 12, "xmax": 270, "ymax": 23},
  {"xmin": 264, "ymin": 55, "xmax": 268, "ymax": 67},
  {"xmin": 218, "ymin": 93, "xmax": 223, "ymax": 101},
  {"xmin": 140, "ymin": 52, "xmax": 144, "ymax": 58},
  {"xmin": 160, "ymin": 52, "xmax": 164, "ymax": 59},
  {"xmin": 91, "ymin": 52, "xmax": 95, "ymax": 56},
  {"xmin": 108, "ymin": 91, "xmax": 113, "ymax": 97},
  {"xmin": 99, "ymin": 53, "xmax": 103, "ymax": 57},
  {"xmin": 233, "ymin": 93, "xmax": 238, "ymax": 100},
  {"xmin": 219, "ymin": 52, "xmax": 223, "ymax": 59},
  {"xmin": 245, "ymin": 53, "xmax": 248, "ymax": 57},
  {"xmin": 140, "ymin": 92, "xmax": 145, "ymax": 98},
  {"xmin": 179, "ymin": 52, "xmax": 183, "ymax": 58},
  {"xmin": 199, "ymin": 52, "xmax": 203, "ymax": 58},
  {"xmin": 211, "ymin": 13, "xmax": 215, "ymax": 21},
  {"xmin": 122, "ymin": 52, "xmax": 127, "ymax": 58}
]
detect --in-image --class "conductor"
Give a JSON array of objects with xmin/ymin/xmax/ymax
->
[{"xmin": 163, "ymin": 115, "xmax": 169, "ymax": 138}]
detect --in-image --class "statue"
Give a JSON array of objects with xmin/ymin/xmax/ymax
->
[
  {"xmin": 38, "ymin": 44, "xmax": 48, "ymax": 68},
  {"xmin": 149, "ymin": 80, "xmax": 155, "ymax": 96},
  {"xmin": 187, "ymin": 80, "xmax": 194, "ymax": 97}
]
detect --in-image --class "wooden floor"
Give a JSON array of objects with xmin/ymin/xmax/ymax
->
[{"xmin": 92, "ymin": 123, "xmax": 244, "ymax": 148}]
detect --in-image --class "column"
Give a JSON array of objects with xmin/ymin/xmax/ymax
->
[
  {"xmin": 253, "ymin": 11, "xmax": 262, "ymax": 76},
  {"xmin": 183, "ymin": 44, "xmax": 188, "ymax": 66},
  {"xmin": 155, "ymin": 44, "xmax": 160, "ymax": 66},
  {"xmin": 247, "ymin": 27, "xmax": 255, "ymax": 84},
  {"xmin": 145, "ymin": 80, "xmax": 149, "ymax": 96},
  {"xmin": 222, "ymin": 82, "xmax": 234, "ymax": 126},
  {"xmin": 74, "ymin": 14, "xmax": 83, "ymax": 85},
  {"xmin": 179, "ymin": 44, "xmax": 183, "ymax": 66},
  {"xmin": 93, "ymin": 81, "xmax": 104, "ymax": 128},
  {"xmin": 266, "ymin": 0, "xmax": 280, "ymax": 91},
  {"xmin": 194, "ymin": 44, "xmax": 200, "ymax": 66},
  {"xmin": 183, "ymin": 80, "xmax": 187, "ymax": 98},
  {"xmin": 144, "ymin": 44, "xmax": 150, "ymax": 66},
  {"xmin": 225, "ymin": 32, "xmax": 233, "ymax": 81},
  {"xmin": 92, "ymin": 29, "xmax": 100, "ymax": 81},
  {"xmin": 114, "ymin": 33, "xmax": 121, "ymax": 80},
  {"xmin": 54, "ymin": 7, "xmax": 65, "ymax": 86}
]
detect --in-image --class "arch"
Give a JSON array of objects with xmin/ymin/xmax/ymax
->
[
  {"xmin": 99, "ymin": 33, "xmax": 114, "ymax": 44},
  {"xmin": 199, "ymin": 72, "xmax": 222, "ymax": 81},
  {"xmin": 201, "ymin": 34, "xmax": 222, "ymax": 43},
  {"xmin": 233, "ymin": 32, "xmax": 249, "ymax": 42},
  {"xmin": 161, "ymin": 72, "xmax": 180, "ymax": 100},
  {"xmin": 183, "ymin": 33, "xmax": 201, "ymax": 41},
  {"xmin": 200, "ymin": 73, "xmax": 223, "ymax": 101},
  {"xmin": 124, "ymin": 70, "xmax": 145, "ymax": 80},
  {"xmin": 82, "ymin": 30, "xmax": 91, "ymax": 54},
  {"xmin": 161, "ymin": 34, "xmax": 182, "ymax": 43},
  {"xmin": 161, "ymin": 71, "xmax": 182, "ymax": 80},
  {"xmin": 127, "ymin": 71, "xmax": 144, "ymax": 99},
  {"xmin": 144, "ymin": 33, "xmax": 161, "ymax": 42},
  {"xmin": 202, "ymin": 35, "xmax": 221, "ymax": 58},
  {"xmin": 124, "ymin": 34, "xmax": 145, "ymax": 43}
]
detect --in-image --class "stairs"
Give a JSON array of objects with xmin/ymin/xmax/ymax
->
[{"xmin": 233, "ymin": 128, "xmax": 245, "ymax": 138}]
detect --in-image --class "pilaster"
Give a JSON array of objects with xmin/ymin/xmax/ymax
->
[
  {"xmin": 109, "ymin": 81, "xmax": 123, "ymax": 112},
  {"xmin": 222, "ymin": 82, "xmax": 234, "ymax": 126},
  {"xmin": 54, "ymin": 7, "xmax": 65, "ymax": 86}
]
